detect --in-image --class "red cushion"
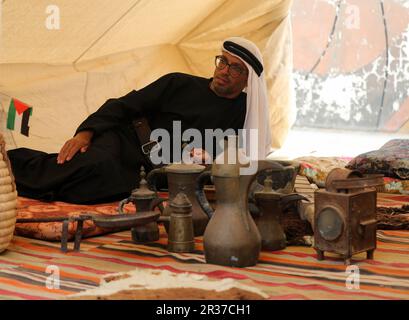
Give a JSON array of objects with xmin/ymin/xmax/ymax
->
[{"xmin": 15, "ymin": 194, "xmax": 167, "ymax": 241}]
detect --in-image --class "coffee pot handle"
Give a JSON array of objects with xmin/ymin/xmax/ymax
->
[
  {"xmin": 118, "ymin": 198, "xmax": 131, "ymax": 214},
  {"xmin": 146, "ymin": 167, "xmax": 167, "ymax": 213},
  {"xmin": 195, "ymin": 170, "xmax": 214, "ymax": 219},
  {"xmin": 150, "ymin": 197, "xmax": 167, "ymax": 213},
  {"xmin": 146, "ymin": 167, "xmax": 166, "ymax": 192}
]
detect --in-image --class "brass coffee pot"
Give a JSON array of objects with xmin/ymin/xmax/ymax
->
[
  {"xmin": 254, "ymin": 177, "xmax": 307, "ymax": 251},
  {"xmin": 118, "ymin": 167, "xmax": 164, "ymax": 242},
  {"xmin": 167, "ymin": 191, "xmax": 195, "ymax": 253},
  {"xmin": 196, "ymin": 136, "xmax": 283, "ymax": 267},
  {"xmin": 147, "ymin": 163, "xmax": 210, "ymax": 236}
]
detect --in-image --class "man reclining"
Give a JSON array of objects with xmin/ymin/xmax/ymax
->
[{"xmin": 7, "ymin": 37, "xmax": 272, "ymax": 204}]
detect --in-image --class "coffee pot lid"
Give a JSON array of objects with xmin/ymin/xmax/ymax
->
[
  {"xmin": 132, "ymin": 167, "xmax": 156, "ymax": 199},
  {"xmin": 165, "ymin": 163, "xmax": 205, "ymax": 174},
  {"xmin": 170, "ymin": 191, "xmax": 192, "ymax": 211},
  {"xmin": 254, "ymin": 177, "xmax": 281, "ymax": 199}
]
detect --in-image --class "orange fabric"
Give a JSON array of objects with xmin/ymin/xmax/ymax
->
[{"xmin": 15, "ymin": 194, "xmax": 166, "ymax": 241}]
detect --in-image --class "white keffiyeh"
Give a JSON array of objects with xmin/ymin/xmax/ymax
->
[{"xmin": 223, "ymin": 37, "xmax": 272, "ymax": 160}]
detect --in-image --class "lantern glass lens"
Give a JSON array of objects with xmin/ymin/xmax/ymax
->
[{"xmin": 317, "ymin": 207, "xmax": 343, "ymax": 241}]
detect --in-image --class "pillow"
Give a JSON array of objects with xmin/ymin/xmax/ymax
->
[
  {"xmin": 346, "ymin": 139, "xmax": 409, "ymax": 179},
  {"xmin": 15, "ymin": 192, "xmax": 167, "ymax": 241},
  {"xmin": 15, "ymin": 197, "xmax": 135, "ymax": 241},
  {"xmin": 295, "ymin": 156, "xmax": 351, "ymax": 187}
]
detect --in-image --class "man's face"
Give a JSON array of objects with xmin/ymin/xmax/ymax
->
[{"xmin": 210, "ymin": 51, "xmax": 248, "ymax": 99}]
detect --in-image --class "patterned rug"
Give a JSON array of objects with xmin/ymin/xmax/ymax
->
[
  {"xmin": 377, "ymin": 193, "xmax": 409, "ymax": 207},
  {"xmin": 0, "ymin": 228, "xmax": 408, "ymax": 300},
  {"xmin": 0, "ymin": 193, "xmax": 407, "ymax": 300}
]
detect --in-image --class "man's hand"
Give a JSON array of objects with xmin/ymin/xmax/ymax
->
[
  {"xmin": 190, "ymin": 148, "xmax": 211, "ymax": 164},
  {"xmin": 57, "ymin": 130, "xmax": 93, "ymax": 164}
]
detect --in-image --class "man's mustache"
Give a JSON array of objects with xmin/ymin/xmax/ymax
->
[{"xmin": 216, "ymin": 75, "xmax": 230, "ymax": 83}]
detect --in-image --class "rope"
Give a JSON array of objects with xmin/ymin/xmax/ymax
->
[{"xmin": 376, "ymin": 0, "xmax": 390, "ymax": 129}]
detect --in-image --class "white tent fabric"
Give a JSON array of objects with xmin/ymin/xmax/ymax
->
[{"xmin": 0, "ymin": 0, "xmax": 294, "ymax": 153}]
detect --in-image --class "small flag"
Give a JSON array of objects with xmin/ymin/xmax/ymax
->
[{"xmin": 6, "ymin": 98, "xmax": 33, "ymax": 137}]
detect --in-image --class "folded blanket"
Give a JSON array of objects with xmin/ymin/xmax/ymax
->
[
  {"xmin": 295, "ymin": 156, "xmax": 351, "ymax": 187},
  {"xmin": 346, "ymin": 139, "xmax": 409, "ymax": 180},
  {"xmin": 296, "ymin": 156, "xmax": 409, "ymax": 195},
  {"xmin": 377, "ymin": 205, "xmax": 409, "ymax": 230}
]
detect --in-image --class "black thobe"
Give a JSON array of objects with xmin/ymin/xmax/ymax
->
[{"xmin": 8, "ymin": 73, "xmax": 247, "ymax": 204}]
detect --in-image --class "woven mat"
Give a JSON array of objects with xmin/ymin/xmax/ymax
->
[
  {"xmin": 0, "ymin": 192, "xmax": 407, "ymax": 300},
  {"xmin": 0, "ymin": 225, "xmax": 408, "ymax": 300}
]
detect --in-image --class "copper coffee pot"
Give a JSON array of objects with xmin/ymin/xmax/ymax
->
[
  {"xmin": 147, "ymin": 163, "xmax": 210, "ymax": 237},
  {"xmin": 118, "ymin": 167, "xmax": 164, "ymax": 242},
  {"xmin": 167, "ymin": 190, "xmax": 195, "ymax": 253},
  {"xmin": 254, "ymin": 177, "xmax": 307, "ymax": 251}
]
